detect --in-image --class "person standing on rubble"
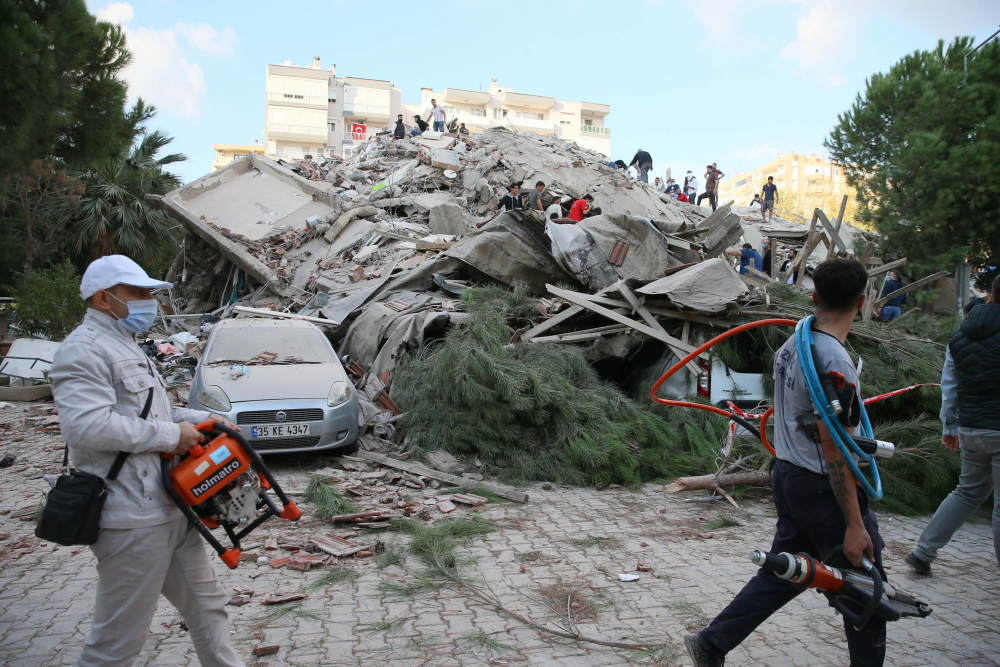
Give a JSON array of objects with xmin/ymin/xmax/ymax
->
[
  {"xmin": 629, "ymin": 148, "xmax": 653, "ymax": 183},
  {"xmin": 654, "ymin": 177, "xmax": 665, "ymax": 192},
  {"xmin": 684, "ymin": 170, "xmax": 698, "ymax": 203},
  {"xmin": 905, "ymin": 274, "xmax": 1000, "ymax": 575},
  {"xmin": 685, "ymin": 259, "xmax": 888, "ymax": 667},
  {"xmin": 48, "ymin": 256, "xmax": 244, "ymax": 667},
  {"xmin": 528, "ymin": 181, "xmax": 546, "ymax": 213},
  {"xmin": 411, "ymin": 114, "xmax": 428, "ymax": 137},
  {"xmin": 761, "ymin": 175, "xmax": 779, "ymax": 222},
  {"xmin": 878, "ymin": 271, "xmax": 906, "ymax": 322},
  {"xmin": 497, "ymin": 183, "xmax": 522, "ymax": 211},
  {"xmin": 697, "ymin": 164, "xmax": 722, "ymax": 211},
  {"xmin": 393, "ymin": 114, "xmax": 406, "ymax": 140},
  {"xmin": 762, "ymin": 238, "xmax": 772, "ymax": 276},
  {"xmin": 429, "ymin": 99, "xmax": 446, "ymax": 132}
]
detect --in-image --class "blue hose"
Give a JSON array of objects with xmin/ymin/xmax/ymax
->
[{"xmin": 795, "ymin": 316, "xmax": 883, "ymax": 500}]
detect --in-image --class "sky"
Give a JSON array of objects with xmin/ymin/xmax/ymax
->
[{"xmin": 87, "ymin": 0, "xmax": 998, "ymax": 186}]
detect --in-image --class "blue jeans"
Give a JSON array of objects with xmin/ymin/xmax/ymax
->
[
  {"xmin": 433, "ymin": 121, "xmax": 445, "ymax": 132},
  {"xmin": 914, "ymin": 427, "xmax": 1000, "ymax": 569},
  {"xmin": 409, "ymin": 128, "xmax": 423, "ymax": 137},
  {"xmin": 699, "ymin": 460, "xmax": 887, "ymax": 667},
  {"xmin": 881, "ymin": 305, "xmax": 902, "ymax": 321}
]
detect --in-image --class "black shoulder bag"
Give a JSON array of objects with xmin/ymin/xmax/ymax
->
[{"xmin": 35, "ymin": 388, "xmax": 154, "ymax": 546}]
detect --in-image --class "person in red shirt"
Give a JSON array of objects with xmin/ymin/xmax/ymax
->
[
  {"xmin": 677, "ymin": 192, "xmax": 689, "ymax": 203},
  {"xmin": 569, "ymin": 194, "xmax": 594, "ymax": 221}
]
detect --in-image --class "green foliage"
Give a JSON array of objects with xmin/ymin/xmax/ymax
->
[
  {"xmin": 826, "ymin": 37, "xmax": 1000, "ymax": 282},
  {"xmin": 304, "ymin": 476, "xmax": 358, "ymax": 519},
  {"xmin": 705, "ymin": 515, "xmax": 742, "ymax": 530},
  {"xmin": 393, "ymin": 286, "xmax": 685, "ymax": 487},
  {"xmin": 71, "ymin": 106, "xmax": 185, "ymax": 263},
  {"xmin": 9, "ymin": 261, "xmax": 87, "ymax": 339},
  {"xmin": 456, "ymin": 631, "xmax": 520, "ymax": 658},
  {"xmin": 306, "ymin": 567, "xmax": 359, "ymax": 591},
  {"xmin": 0, "ymin": 0, "xmax": 131, "ymax": 172}
]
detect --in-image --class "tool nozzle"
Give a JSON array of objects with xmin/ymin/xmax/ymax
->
[{"xmin": 830, "ymin": 399, "xmax": 843, "ymax": 415}]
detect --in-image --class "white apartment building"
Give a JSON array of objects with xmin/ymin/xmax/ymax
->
[
  {"xmin": 403, "ymin": 79, "xmax": 611, "ymax": 157},
  {"xmin": 264, "ymin": 57, "xmax": 404, "ymax": 161}
]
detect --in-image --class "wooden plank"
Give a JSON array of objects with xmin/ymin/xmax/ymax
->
[
  {"xmin": 859, "ymin": 241, "xmax": 875, "ymax": 266},
  {"xmin": 825, "ymin": 195, "xmax": 849, "ymax": 261},
  {"xmin": 415, "ymin": 242, "xmax": 455, "ymax": 251},
  {"xmin": 355, "ymin": 451, "xmax": 529, "ymax": 503},
  {"xmin": 768, "ymin": 236, "xmax": 776, "ymax": 279},
  {"xmin": 546, "ymin": 285, "xmax": 703, "ymax": 366},
  {"xmin": 520, "ymin": 306, "xmax": 584, "ymax": 342},
  {"xmin": 787, "ymin": 209, "xmax": 819, "ymax": 277},
  {"xmin": 816, "ymin": 210, "xmax": 848, "ymax": 254},
  {"xmin": 874, "ymin": 271, "xmax": 950, "ymax": 308},
  {"xmin": 530, "ymin": 325, "xmax": 630, "ymax": 344},
  {"xmin": 578, "ymin": 296, "xmax": 729, "ymax": 328},
  {"xmin": 617, "ymin": 283, "xmax": 701, "ymax": 376},
  {"xmin": 867, "ymin": 257, "xmax": 907, "ymax": 278}
]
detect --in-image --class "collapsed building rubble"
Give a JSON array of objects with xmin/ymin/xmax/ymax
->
[{"xmin": 146, "ymin": 127, "xmax": 955, "ymax": 489}]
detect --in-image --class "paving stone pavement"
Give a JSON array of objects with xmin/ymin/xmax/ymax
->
[{"xmin": 1, "ymin": 401, "xmax": 998, "ymax": 666}]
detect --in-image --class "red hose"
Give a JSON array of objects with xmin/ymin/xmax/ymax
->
[{"xmin": 649, "ymin": 319, "xmax": 797, "ymax": 456}]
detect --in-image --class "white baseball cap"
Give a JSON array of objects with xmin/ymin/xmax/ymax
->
[{"xmin": 80, "ymin": 255, "xmax": 173, "ymax": 300}]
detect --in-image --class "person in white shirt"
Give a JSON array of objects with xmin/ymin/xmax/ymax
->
[
  {"xmin": 684, "ymin": 170, "xmax": 698, "ymax": 202},
  {"xmin": 428, "ymin": 99, "xmax": 447, "ymax": 132},
  {"xmin": 545, "ymin": 196, "xmax": 564, "ymax": 220},
  {"xmin": 654, "ymin": 177, "xmax": 665, "ymax": 192}
]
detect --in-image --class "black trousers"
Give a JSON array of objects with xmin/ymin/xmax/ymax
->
[
  {"xmin": 697, "ymin": 191, "xmax": 717, "ymax": 211},
  {"xmin": 700, "ymin": 460, "xmax": 887, "ymax": 667}
]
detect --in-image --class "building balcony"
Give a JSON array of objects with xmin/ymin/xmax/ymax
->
[
  {"xmin": 581, "ymin": 101, "xmax": 611, "ymax": 118},
  {"xmin": 502, "ymin": 91, "xmax": 555, "ymax": 110},
  {"xmin": 580, "ymin": 124, "xmax": 610, "ymax": 137},
  {"xmin": 454, "ymin": 113, "xmax": 490, "ymax": 127},
  {"xmin": 266, "ymin": 123, "xmax": 327, "ymax": 142},
  {"xmin": 443, "ymin": 88, "xmax": 490, "ymax": 106},
  {"xmin": 507, "ymin": 116, "xmax": 554, "ymax": 133},
  {"xmin": 342, "ymin": 103, "xmax": 390, "ymax": 122},
  {"xmin": 266, "ymin": 92, "xmax": 328, "ymax": 109}
]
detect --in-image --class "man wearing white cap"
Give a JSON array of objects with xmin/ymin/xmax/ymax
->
[{"xmin": 49, "ymin": 256, "xmax": 244, "ymax": 667}]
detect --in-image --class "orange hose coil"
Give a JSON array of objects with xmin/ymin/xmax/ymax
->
[{"xmin": 648, "ymin": 319, "xmax": 798, "ymax": 456}]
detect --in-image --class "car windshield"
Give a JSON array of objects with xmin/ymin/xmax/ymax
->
[{"xmin": 206, "ymin": 326, "xmax": 336, "ymax": 365}]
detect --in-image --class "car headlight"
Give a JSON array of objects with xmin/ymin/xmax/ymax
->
[
  {"xmin": 197, "ymin": 385, "xmax": 232, "ymax": 412},
  {"xmin": 327, "ymin": 381, "xmax": 353, "ymax": 407}
]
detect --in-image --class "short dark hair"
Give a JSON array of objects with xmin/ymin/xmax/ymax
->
[
  {"xmin": 510, "ymin": 183, "xmax": 519, "ymax": 191},
  {"xmin": 550, "ymin": 213, "xmax": 558, "ymax": 220},
  {"xmin": 742, "ymin": 243, "xmax": 752, "ymax": 249},
  {"xmin": 767, "ymin": 176, "xmax": 773, "ymax": 180},
  {"xmin": 992, "ymin": 274, "xmax": 1000, "ymax": 300},
  {"xmin": 582, "ymin": 194, "xmax": 594, "ymax": 201},
  {"xmin": 813, "ymin": 259, "xmax": 868, "ymax": 313},
  {"xmin": 535, "ymin": 181, "xmax": 545, "ymax": 188}
]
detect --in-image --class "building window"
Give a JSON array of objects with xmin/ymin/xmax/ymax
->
[
  {"xmin": 583, "ymin": 119, "xmax": 593, "ymax": 126},
  {"xmin": 515, "ymin": 111, "xmax": 543, "ymax": 121},
  {"xmin": 217, "ymin": 150, "xmax": 224, "ymax": 158},
  {"xmin": 493, "ymin": 109, "xmax": 502, "ymax": 120},
  {"xmin": 329, "ymin": 122, "xmax": 336, "ymax": 131},
  {"xmin": 469, "ymin": 108, "xmax": 486, "ymax": 117},
  {"xmin": 328, "ymin": 97, "xmax": 336, "ymax": 103}
]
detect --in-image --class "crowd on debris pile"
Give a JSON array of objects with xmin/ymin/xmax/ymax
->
[{"xmin": 142, "ymin": 126, "xmax": 876, "ymax": 424}]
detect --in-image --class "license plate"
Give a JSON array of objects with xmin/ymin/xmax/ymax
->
[{"xmin": 250, "ymin": 424, "xmax": 311, "ymax": 439}]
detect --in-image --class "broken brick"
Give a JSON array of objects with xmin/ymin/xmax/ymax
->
[
  {"xmin": 637, "ymin": 563, "xmax": 651, "ymax": 572},
  {"xmin": 264, "ymin": 537, "xmax": 278, "ymax": 551},
  {"xmin": 253, "ymin": 645, "xmax": 280, "ymax": 656},
  {"xmin": 437, "ymin": 500, "xmax": 457, "ymax": 514},
  {"xmin": 268, "ymin": 556, "xmax": 291, "ymax": 569}
]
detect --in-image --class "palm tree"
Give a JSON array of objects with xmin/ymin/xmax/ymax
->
[{"xmin": 71, "ymin": 100, "xmax": 186, "ymax": 262}]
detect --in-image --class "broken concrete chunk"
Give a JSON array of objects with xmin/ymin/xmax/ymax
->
[
  {"xmin": 425, "ymin": 449, "xmax": 460, "ymax": 472},
  {"xmin": 428, "ymin": 201, "xmax": 470, "ymax": 236},
  {"xmin": 637, "ymin": 258, "xmax": 747, "ymax": 313}
]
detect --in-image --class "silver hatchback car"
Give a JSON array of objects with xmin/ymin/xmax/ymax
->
[{"xmin": 188, "ymin": 318, "xmax": 359, "ymax": 454}]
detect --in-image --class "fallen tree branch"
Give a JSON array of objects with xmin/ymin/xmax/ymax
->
[{"xmin": 663, "ymin": 471, "xmax": 773, "ymax": 508}]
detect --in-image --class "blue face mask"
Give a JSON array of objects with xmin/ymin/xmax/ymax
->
[{"xmin": 109, "ymin": 294, "xmax": 159, "ymax": 333}]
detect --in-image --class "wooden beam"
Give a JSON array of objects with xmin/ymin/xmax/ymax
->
[
  {"xmin": 546, "ymin": 285, "xmax": 703, "ymax": 365},
  {"xmin": 859, "ymin": 241, "xmax": 875, "ymax": 266},
  {"xmin": 355, "ymin": 451, "xmax": 528, "ymax": 503},
  {"xmin": 530, "ymin": 325, "xmax": 630, "ymax": 344},
  {"xmin": 617, "ymin": 283, "xmax": 702, "ymax": 376},
  {"xmin": 519, "ymin": 284, "xmax": 620, "ymax": 343},
  {"xmin": 825, "ymin": 195, "xmax": 849, "ymax": 261},
  {"xmin": 817, "ymin": 209, "xmax": 848, "ymax": 254},
  {"xmin": 867, "ymin": 257, "xmax": 907, "ymax": 278},
  {"xmin": 874, "ymin": 271, "xmax": 950, "ymax": 308},
  {"xmin": 787, "ymin": 209, "xmax": 819, "ymax": 276},
  {"xmin": 768, "ymin": 236, "xmax": 776, "ymax": 279}
]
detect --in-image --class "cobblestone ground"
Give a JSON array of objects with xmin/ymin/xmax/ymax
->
[{"xmin": 1, "ymin": 401, "xmax": 998, "ymax": 667}]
